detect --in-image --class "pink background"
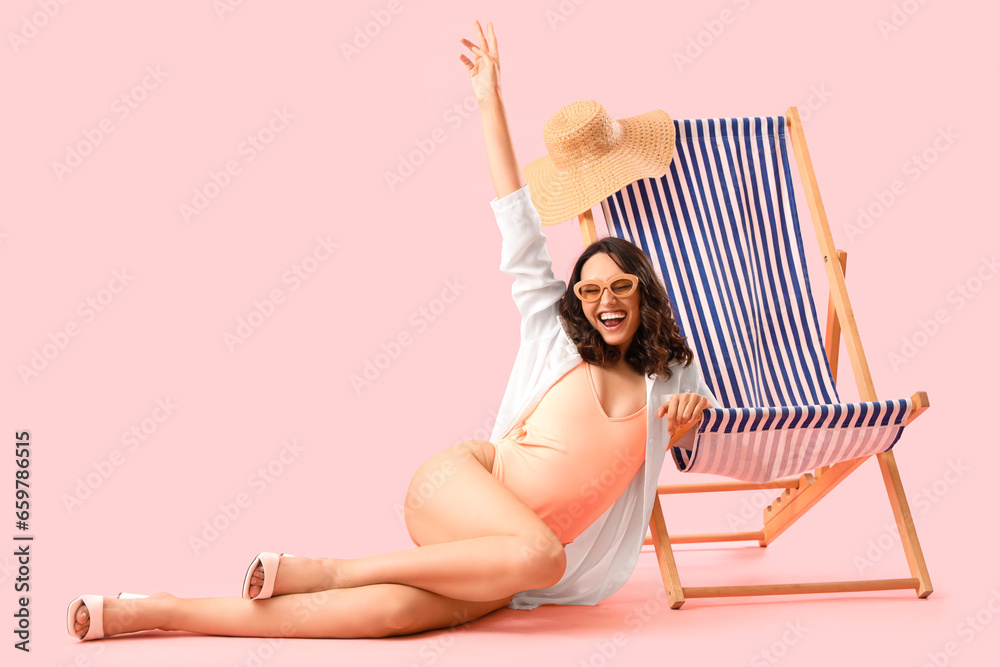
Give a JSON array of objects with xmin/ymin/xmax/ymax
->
[{"xmin": 2, "ymin": 0, "xmax": 997, "ymax": 664}]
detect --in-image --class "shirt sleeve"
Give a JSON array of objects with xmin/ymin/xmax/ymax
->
[
  {"xmin": 490, "ymin": 183, "xmax": 566, "ymax": 342},
  {"xmin": 656, "ymin": 355, "xmax": 723, "ymax": 411},
  {"xmin": 679, "ymin": 356, "xmax": 722, "ymax": 409}
]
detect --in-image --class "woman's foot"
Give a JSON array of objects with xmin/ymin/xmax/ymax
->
[
  {"xmin": 70, "ymin": 592, "xmax": 174, "ymax": 640},
  {"xmin": 246, "ymin": 556, "xmax": 343, "ymax": 598}
]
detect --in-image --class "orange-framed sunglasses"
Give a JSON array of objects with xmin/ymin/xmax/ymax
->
[{"xmin": 573, "ymin": 273, "xmax": 640, "ymax": 302}]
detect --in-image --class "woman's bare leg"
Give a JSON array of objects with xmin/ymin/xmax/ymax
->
[
  {"xmin": 70, "ymin": 439, "xmax": 560, "ymax": 639},
  {"xmin": 246, "ymin": 440, "xmax": 568, "ymax": 602},
  {"xmin": 71, "ymin": 586, "xmax": 516, "ymax": 639}
]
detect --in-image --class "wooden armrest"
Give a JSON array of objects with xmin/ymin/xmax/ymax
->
[
  {"xmin": 906, "ymin": 391, "xmax": 929, "ymax": 426},
  {"xmin": 666, "ymin": 417, "xmax": 702, "ymax": 450}
]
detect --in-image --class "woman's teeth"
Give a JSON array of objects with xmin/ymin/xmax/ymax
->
[{"xmin": 599, "ymin": 312, "xmax": 626, "ymax": 330}]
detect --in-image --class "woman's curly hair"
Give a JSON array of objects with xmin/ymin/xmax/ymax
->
[{"xmin": 558, "ymin": 237, "xmax": 693, "ymax": 381}]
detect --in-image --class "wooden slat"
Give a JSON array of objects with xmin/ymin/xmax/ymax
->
[
  {"xmin": 824, "ymin": 249, "xmax": 848, "ymax": 385},
  {"xmin": 658, "ymin": 478, "xmax": 800, "ymax": 494},
  {"xmin": 786, "ymin": 106, "xmax": 878, "ymax": 403},
  {"xmin": 644, "ymin": 531, "xmax": 765, "ymax": 545},
  {"xmin": 665, "ymin": 418, "xmax": 698, "ymax": 447},
  {"xmin": 906, "ymin": 391, "xmax": 930, "ymax": 425},
  {"xmin": 578, "ymin": 208, "xmax": 598, "ymax": 246},
  {"xmin": 682, "ymin": 578, "xmax": 920, "ymax": 598}
]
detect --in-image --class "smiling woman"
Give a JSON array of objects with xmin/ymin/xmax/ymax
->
[
  {"xmin": 559, "ymin": 236, "xmax": 694, "ymax": 381},
  {"xmin": 576, "ymin": 270, "xmax": 640, "ymax": 334},
  {"xmin": 65, "ymin": 18, "xmax": 720, "ymax": 642}
]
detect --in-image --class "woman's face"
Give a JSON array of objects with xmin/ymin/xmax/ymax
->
[{"xmin": 578, "ymin": 252, "xmax": 642, "ymax": 355}]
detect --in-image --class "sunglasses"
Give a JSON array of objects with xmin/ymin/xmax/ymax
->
[{"xmin": 573, "ymin": 273, "xmax": 639, "ymax": 302}]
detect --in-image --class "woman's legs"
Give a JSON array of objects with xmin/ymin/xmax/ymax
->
[
  {"xmin": 72, "ymin": 587, "xmax": 516, "ymax": 639},
  {"xmin": 72, "ymin": 441, "xmax": 563, "ymax": 639},
  {"xmin": 167, "ymin": 587, "xmax": 516, "ymax": 638},
  {"xmin": 248, "ymin": 440, "xmax": 568, "ymax": 602}
]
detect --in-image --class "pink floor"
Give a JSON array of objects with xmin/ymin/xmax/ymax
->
[
  {"xmin": 6, "ymin": 1, "xmax": 995, "ymax": 665},
  {"xmin": 48, "ymin": 554, "xmax": 977, "ymax": 667},
  {"xmin": 45, "ymin": 469, "xmax": 989, "ymax": 667}
]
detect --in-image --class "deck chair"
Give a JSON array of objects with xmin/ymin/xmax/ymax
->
[{"xmin": 570, "ymin": 107, "xmax": 932, "ymax": 608}]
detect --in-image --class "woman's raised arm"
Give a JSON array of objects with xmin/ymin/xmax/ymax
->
[
  {"xmin": 460, "ymin": 21, "xmax": 564, "ymax": 343},
  {"xmin": 460, "ymin": 20, "xmax": 524, "ymax": 200}
]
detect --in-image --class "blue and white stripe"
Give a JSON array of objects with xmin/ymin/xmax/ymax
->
[{"xmin": 602, "ymin": 117, "xmax": 913, "ymax": 483}]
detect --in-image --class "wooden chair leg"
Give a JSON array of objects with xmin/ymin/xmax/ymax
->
[
  {"xmin": 649, "ymin": 495, "xmax": 685, "ymax": 609},
  {"xmin": 877, "ymin": 449, "xmax": 933, "ymax": 597}
]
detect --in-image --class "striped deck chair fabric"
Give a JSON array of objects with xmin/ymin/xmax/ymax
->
[{"xmin": 601, "ymin": 116, "xmax": 914, "ymax": 484}]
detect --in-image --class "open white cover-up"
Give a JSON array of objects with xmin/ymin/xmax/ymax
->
[{"xmin": 488, "ymin": 183, "xmax": 721, "ymax": 611}]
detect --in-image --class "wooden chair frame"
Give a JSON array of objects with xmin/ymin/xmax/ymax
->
[{"xmin": 575, "ymin": 106, "xmax": 932, "ymax": 608}]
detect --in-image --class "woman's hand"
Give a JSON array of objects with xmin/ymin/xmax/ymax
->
[
  {"xmin": 459, "ymin": 20, "xmax": 501, "ymax": 106},
  {"xmin": 461, "ymin": 20, "xmax": 522, "ymax": 199},
  {"xmin": 656, "ymin": 392, "xmax": 711, "ymax": 436}
]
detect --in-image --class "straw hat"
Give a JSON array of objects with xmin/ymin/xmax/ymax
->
[{"xmin": 523, "ymin": 100, "xmax": 675, "ymax": 225}]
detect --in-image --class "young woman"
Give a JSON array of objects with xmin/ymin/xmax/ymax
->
[{"xmin": 66, "ymin": 20, "xmax": 718, "ymax": 641}]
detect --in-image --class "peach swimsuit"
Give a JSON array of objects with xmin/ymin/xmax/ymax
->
[{"xmin": 490, "ymin": 360, "xmax": 647, "ymax": 546}]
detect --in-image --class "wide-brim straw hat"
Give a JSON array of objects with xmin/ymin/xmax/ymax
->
[{"xmin": 523, "ymin": 100, "xmax": 675, "ymax": 225}]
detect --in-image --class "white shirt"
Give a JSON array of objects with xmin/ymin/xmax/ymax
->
[{"xmin": 489, "ymin": 183, "xmax": 721, "ymax": 610}]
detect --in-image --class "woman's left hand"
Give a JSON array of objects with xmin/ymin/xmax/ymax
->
[{"xmin": 657, "ymin": 392, "xmax": 711, "ymax": 436}]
